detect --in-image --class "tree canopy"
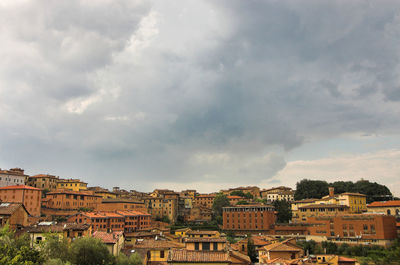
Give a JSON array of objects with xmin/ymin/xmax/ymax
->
[
  {"xmin": 294, "ymin": 179, "xmax": 392, "ymax": 203},
  {"xmin": 273, "ymin": 200, "xmax": 292, "ymax": 223},
  {"xmin": 212, "ymin": 193, "xmax": 230, "ymax": 220}
]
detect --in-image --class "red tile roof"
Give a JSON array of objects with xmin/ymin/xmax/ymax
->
[
  {"xmin": 368, "ymin": 200, "xmax": 400, "ymax": 207},
  {"xmin": 93, "ymin": 231, "xmax": 123, "ymax": 244},
  {"xmin": 0, "ymin": 203, "xmax": 28, "ymax": 215},
  {"xmin": 0, "ymin": 185, "xmax": 40, "ymax": 191}
]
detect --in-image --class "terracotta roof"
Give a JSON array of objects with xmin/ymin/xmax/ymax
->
[
  {"xmin": 229, "ymin": 250, "xmax": 251, "ymax": 264},
  {"xmin": 186, "ymin": 230, "xmax": 219, "ymax": 235},
  {"xmin": 396, "ymin": 222, "xmax": 400, "ymax": 227},
  {"xmin": 93, "ymin": 231, "xmax": 123, "ymax": 244},
  {"xmin": 338, "ymin": 256, "xmax": 357, "ymax": 262},
  {"xmin": 292, "ymin": 199, "xmax": 317, "ymax": 203},
  {"xmin": 0, "ymin": 203, "xmax": 27, "ymax": 215},
  {"xmin": 168, "ymin": 250, "xmax": 229, "ymax": 263},
  {"xmin": 30, "ymin": 174, "xmax": 58, "ymax": 178},
  {"xmin": 368, "ymin": 200, "xmax": 400, "ymax": 207},
  {"xmin": 262, "ymin": 241, "xmax": 303, "ymax": 252},
  {"xmin": 0, "ymin": 185, "xmax": 40, "ymax": 191},
  {"xmin": 185, "ymin": 237, "xmax": 226, "ymax": 243},
  {"xmin": 133, "ymin": 239, "xmax": 184, "ymax": 249},
  {"xmin": 299, "ymin": 204, "xmax": 349, "ymax": 209},
  {"xmin": 116, "ymin": 210, "xmax": 150, "ymax": 216},
  {"xmin": 101, "ymin": 199, "xmax": 144, "ymax": 204},
  {"xmin": 227, "ymin": 196, "xmax": 243, "ymax": 199},
  {"xmin": 340, "ymin": 192, "xmax": 366, "ymax": 197},
  {"xmin": 46, "ymin": 190, "xmax": 100, "ymax": 196}
]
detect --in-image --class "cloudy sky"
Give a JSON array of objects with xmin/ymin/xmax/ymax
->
[{"xmin": 1, "ymin": 0, "xmax": 400, "ymax": 195}]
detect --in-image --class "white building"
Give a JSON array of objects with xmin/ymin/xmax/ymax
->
[{"xmin": 0, "ymin": 168, "xmax": 27, "ymax": 187}]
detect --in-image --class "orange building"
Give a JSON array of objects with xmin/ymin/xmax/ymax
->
[
  {"xmin": 68, "ymin": 210, "xmax": 151, "ymax": 233},
  {"xmin": 222, "ymin": 204, "xmax": 276, "ymax": 232},
  {"xmin": 307, "ymin": 214, "xmax": 397, "ymax": 241},
  {"xmin": 69, "ymin": 211, "xmax": 125, "ymax": 232},
  {"xmin": 43, "ymin": 190, "xmax": 102, "ymax": 212},
  {"xmin": 0, "ymin": 185, "xmax": 41, "ymax": 217},
  {"xmin": 0, "ymin": 202, "xmax": 30, "ymax": 229},
  {"xmin": 96, "ymin": 199, "xmax": 147, "ymax": 212}
]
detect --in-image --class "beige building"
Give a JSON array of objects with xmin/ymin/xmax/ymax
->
[
  {"xmin": 27, "ymin": 174, "xmax": 59, "ymax": 191},
  {"xmin": 367, "ymin": 200, "xmax": 400, "ymax": 216},
  {"xmin": 260, "ymin": 186, "xmax": 294, "ymax": 202},
  {"xmin": 93, "ymin": 231, "xmax": 125, "ymax": 256}
]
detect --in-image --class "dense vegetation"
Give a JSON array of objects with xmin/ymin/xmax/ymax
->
[
  {"xmin": 294, "ymin": 179, "xmax": 392, "ymax": 203},
  {"xmin": 297, "ymin": 240, "xmax": 400, "ymax": 265},
  {"xmin": 273, "ymin": 200, "xmax": 292, "ymax": 223},
  {"xmin": 0, "ymin": 225, "xmax": 142, "ymax": 265},
  {"xmin": 230, "ymin": 191, "xmax": 254, "ymax": 200},
  {"xmin": 212, "ymin": 193, "xmax": 230, "ymax": 224}
]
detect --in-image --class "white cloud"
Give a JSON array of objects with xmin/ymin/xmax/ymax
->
[{"xmin": 274, "ymin": 149, "xmax": 400, "ymax": 196}]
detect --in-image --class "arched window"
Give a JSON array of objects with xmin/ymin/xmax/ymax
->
[{"xmin": 387, "ymin": 209, "xmax": 391, "ymax": 215}]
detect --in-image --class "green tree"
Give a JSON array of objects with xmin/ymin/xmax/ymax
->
[
  {"xmin": 212, "ymin": 193, "xmax": 230, "ymax": 222},
  {"xmin": 247, "ymin": 237, "xmax": 257, "ymax": 263},
  {"xmin": 41, "ymin": 234, "xmax": 70, "ymax": 262},
  {"xmin": 230, "ymin": 191, "xmax": 245, "ymax": 197},
  {"xmin": 0, "ymin": 225, "xmax": 44, "ymax": 265},
  {"xmin": 116, "ymin": 253, "xmax": 142, "ymax": 265},
  {"xmin": 294, "ymin": 179, "xmax": 329, "ymax": 200},
  {"xmin": 244, "ymin": 192, "xmax": 253, "ymax": 200},
  {"xmin": 273, "ymin": 200, "xmax": 292, "ymax": 223},
  {"xmin": 236, "ymin": 200, "xmax": 249, "ymax": 205},
  {"xmin": 69, "ymin": 237, "xmax": 114, "ymax": 265}
]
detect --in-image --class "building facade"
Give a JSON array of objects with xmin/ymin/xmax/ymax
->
[
  {"xmin": 0, "ymin": 185, "xmax": 41, "ymax": 217},
  {"xmin": 222, "ymin": 204, "xmax": 276, "ymax": 231},
  {"xmin": 0, "ymin": 168, "xmax": 27, "ymax": 187},
  {"xmin": 56, "ymin": 179, "xmax": 88, "ymax": 192},
  {"xmin": 367, "ymin": 200, "xmax": 400, "ymax": 216},
  {"xmin": 26, "ymin": 174, "xmax": 59, "ymax": 191}
]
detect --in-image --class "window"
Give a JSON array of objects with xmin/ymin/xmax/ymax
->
[
  {"xmin": 160, "ymin": 251, "xmax": 165, "ymax": 258},
  {"xmin": 195, "ymin": 242, "xmax": 199, "ymax": 250},
  {"xmin": 213, "ymin": 242, "xmax": 218, "ymax": 251},
  {"xmin": 203, "ymin": 242, "xmax": 210, "ymax": 251}
]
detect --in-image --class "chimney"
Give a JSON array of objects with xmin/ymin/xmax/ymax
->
[{"xmin": 328, "ymin": 187, "xmax": 334, "ymax": 197}]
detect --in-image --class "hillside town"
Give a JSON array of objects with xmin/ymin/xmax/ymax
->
[{"xmin": 1, "ymin": 167, "xmax": 399, "ymax": 265}]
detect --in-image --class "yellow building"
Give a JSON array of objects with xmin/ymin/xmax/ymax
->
[
  {"xmin": 132, "ymin": 239, "xmax": 184, "ymax": 264},
  {"xmin": 314, "ymin": 255, "xmax": 356, "ymax": 265},
  {"xmin": 186, "ymin": 230, "xmax": 220, "ymax": 238},
  {"xmin": 291, "ymin": 188, "xmax": 367, "ymax": 222},
  {"xmin": 338, "ymin": 193, "xmax": 367, "ymax": 213},
  {"xmin": 57, "ymin": 179, "xmax": 88, "ymax": 192},
  {"xmin": 175, "ymin": 227, "xmax": 192, "ymax": 237}
]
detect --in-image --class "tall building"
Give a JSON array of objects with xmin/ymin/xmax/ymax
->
[
  {"xmin": 0, "ymin": 168, "xmax": 27, "ymax": 187},
  {"xmin": 222, "ymin": 204, "xmax": 276, "ymax": 232},
  {"xmin": 0, "ymin": 185, "xmax": 41, "ymax": 217}
]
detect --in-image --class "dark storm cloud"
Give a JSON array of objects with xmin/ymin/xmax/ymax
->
[{"xmin": 1, "ymin": 0, "xmax": 400, "ymax": 192}]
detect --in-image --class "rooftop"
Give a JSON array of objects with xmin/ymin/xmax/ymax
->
[
  {"xmin": 0, "ymin": 203, "xmax": 28, "ymax": 215},
  {"xmin": 368, "ymin": 200, "xmax": 400, "ymax": 207},
  {"xmin": 0, "ymin": 185, "xmax": 41, "ymax": 191},
  {"xmin": 185, "ymin": 237, "xmax": 226, "ymax": 243}
]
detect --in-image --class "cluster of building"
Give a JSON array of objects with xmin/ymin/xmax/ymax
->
[{"xmin": 0, "ymin": 167, "xmax": 400, "ymax": 265}]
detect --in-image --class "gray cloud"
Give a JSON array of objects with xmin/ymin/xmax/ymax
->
[{"xmin": 1, "ymin": 0, "xmax": 400, "ymax": 192}]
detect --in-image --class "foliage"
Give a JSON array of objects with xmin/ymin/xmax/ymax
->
[
  {"xmin": 116, "ymin": 253, "xmax": 142, "ymax": 265},
  {"xmin": 294, "ymin": 179, "xmax": 393, "ymax": 203},
  {"xmin": 155, "ymin": 216, "xmax": 170, "ymax": 224},
  {"xmin": 273, "ymin": 200, "xmax": 292, "ymax": 223},
  {"xmin": 0, "ymin": 225, "xmax": 44, "ymax": 265},
  {"xmin": 226, "ymin": 232, "xmax": 236, "ymax": 244},
  {"xmin": 230, "ymin": 191, "xmax": 245, "ymax": 197},
  {"xmin": 247, "ymin": 237, "xmax": 257, "ymax": 263},
  {"xmin": 77, "ymin": 207, "xmax": 93, "ymax": 212},
  {"xmin": 212, "ymin": 193, "xmax": 230, "ymax": 221},
  {"xmin": 69, "ymin": 237, "xmax": 114, "ymax": 265},
  {"xmin": 297, "ymin": 240, "xmax": 322, "ymax": 255},
  {"xmin": 236, "ymin": 200, "xmax": 249, "ymax": 205},
  {"xmin": 244, "ymin": 192, "xmax": 253, "ymax": 200},
  {"xmin": 41, "ymin": 234, "xmax": 70, "ymax": 262}
]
